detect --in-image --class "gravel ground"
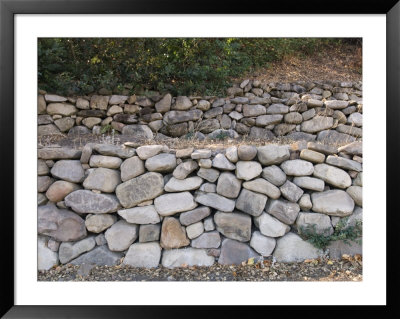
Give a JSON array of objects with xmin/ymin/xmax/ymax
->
[{"xmin": 38, "ymin": 255, "xmax": 362, "ymax": 282}]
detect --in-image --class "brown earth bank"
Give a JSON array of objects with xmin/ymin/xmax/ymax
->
[
  {"xmin": 232, "ymin": 43, "xmax": 362, "ymax": 84},
  {"xmin": 38, "ymin": 255, "xmax": 362, "ymax": 282}
]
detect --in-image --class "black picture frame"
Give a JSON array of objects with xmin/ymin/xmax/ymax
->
[{"xmin": 1, "ymin": 0, "xmax": 399, "ymax": 317}]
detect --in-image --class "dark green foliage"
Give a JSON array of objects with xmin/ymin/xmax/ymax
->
[
  {"xmin": 214, "ymin": 131, "xmax": 229, "ymax": 140},
  {"xmin": 299, "ymin": 217, "xmax": 362, "ymax": 251},
  {"xmin": 38, "ymin": 38, "xmax": 348, "ymax": 96}
]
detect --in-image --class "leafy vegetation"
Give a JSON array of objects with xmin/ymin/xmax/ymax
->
[
  {"xmin": 299, "ymin": 217, "xmax": 362, "ymax": 251},
  {"xmin": 38, "ymin": 38, "xmax": 350, "ymax": 96}
]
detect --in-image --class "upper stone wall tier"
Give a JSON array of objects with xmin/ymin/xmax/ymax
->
[
  {"xmin": 38, "ymin": 80, "xmax": 363, "ymax": 142},
  {"xmin": 37, "ymin": 140, "xmax": 362, "ymax": 271}
]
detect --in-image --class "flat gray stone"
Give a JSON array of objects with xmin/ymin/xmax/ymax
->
[
  {"xmin": 197, "ymin": 168, "xmax": 220, "ymax": 183},
  {"xmin": 266, "ymin": 103, "xmax": 289, "ymax": 114},
  {"xmin": 311, "ymin": 190, "xmax": 355, "ymax": 216},
  {"xmin": 120, "ymin": 156, "xmax": 145, "ymax": 182},
  {"xmin": 218, "ymin": 239, "xmax": 260, "ymax": 265},
  {"xmin": 337, "ymin": 141, "xmax": 362, "ymax": 156},
  {"xmin": 280, "ymin": 180, "xmax": 304, "ymax": 203},
  {"xmin": 65, "ymin": 190, "xmax": 120, "ymax": 214},
  {"xmin": 317, "ymin": 130, "xmax": 356, "ymax": 144},
  {"xmin": 300, "ymin": 149, "xmax": 325, "ymax": 163},
  {"xmin": 179, "ymin": 206, "xmax": 211, "ymax": 226},
  {"xmin": 262, "ymin": 165, "xmax": 287, "ymax": 186},
  {"xmin": 38, "ymin": 236, "xmax": 59, "ymax": 270},
  {"xmin": 83, "ymin": 168, "xmax": 121, "ymax": 193},
  {"xmin": 293, "ymin": 176, "xmax": 325, "ymax": 192},
  {"xmin": 70, "ymin": 245, "xmax": 123, "ymax": 266},
  {"xmin": 136, "ymin": 145, "xmax": 163, "ymax": 160},
  {"xmin": 214, "ymin": 211, "xmax": 251, "ymax": 242},
  {"xmin": 162, "ymin": 248, "xmax": 215, "ymax": 268},
  {"xmin": 325, "ymin": 100, "xmax": 349, "ymax": 109},
  {"xmin": 254, "ymin": 212, "xmax": 290, "ymax": 237},
  {"xmin": 105, "ymin": 220, "xmax": 139, "ymax": 252},
  {"xmin": 38, "ymin": 204, "xmax": 86, "ymax": 242},
  {"xmin": 235, "ymin": 189, "xmax": 268, "ymax": 217},
  {"xmin": 173, "ymin": 160, "xmax": 198, "ymax": 180},
  {"xmin": 243, "ymin": 104, "xmax": 266, "ymax": 117},
  {"xmin": 195, "ymin": 193, "xmax": 235, "ymax": 212},
  {"xmin": 280, "ymin": 159, "xmax": 314, "ymax": 176},
  {"xmin": 216, "ymin": 172, "xmax": 242, "ymax": 199},
  {"xmin": 116, "ymin": 172, "xmax": 164, "ymax": 208},
  {"xmin": 313, "ymin": 164, "xmax": 352, "ymax": 189},
  {"xmin": 191, "ymin": 231, "xmax": 221, "ymax": 249},
  {"xmin": 266, "ymin": 199, "xmax": 300, "ymax": 225},
  {"xmin": 164, "ymin": 176, "xmax": 203, "ymax": 192},
  {"xmin": 186, "ymin": 222, "xmax": 204, "ymax": 239},
  {"xmin": 212, "ymin": 153, "xmax": 236, "ymax": 170},
  {"xmin": 273, "ymin": 232, "xmax": 322, "ymax": 262},
  {"xmin": 145, "ymin": 153, "xmax": 176, "ymax": 173},
  {"xmin": 50, "ymin": 160, "xmax": 85, "ymax": 183},
  {"xmin": 38, "ymin": 147, "xmax": 82, "ymax": 160},
  {"xmin": 154, "ymin": 192, "xmax": 197, "ymax": 216},
  {"xmin": 85, "ymin": 214, "xmax": 117, "ymax": 233},
  {"xmin": 327, "ymin": 239, "xmax": 362, "ymax": 259},
  {"xmin": 326, "ymin": 155, "xmax": 362, "ymax": 172},
  {"xmin": 89, "ymin": 155, "xmax": 122, "ymax": 169},
  {"xmin": 122, "ymin": 124, "xmax": 153, "ymax": 138},
  {"xmin": 93, "ymin": 144, "xmax": 136, "ymax": 158},
  {"xmin": 118, "ymin": 205, "xmax": 160, "ymax": 224},
  {"xmin": 139, "ymin": 224, "xmax": 161, "ymax": 242},
  {"xmin": 301, "ymin": 116, "xmax": 333, "ymax": 133},
  {"xmin": 59, "ymin": 237, "xmax": 96, "ymax": 264},
  {"xmin": 46, "ymin": 181, "xmax": 80, "ymax": 202},
  {"xmin": 47, "ymin": 103, "xmax": 77, "ymax": 116},
  {"xmin": 243, "ymin": 178, "xmax": 281, "ymax": 199},
  {"xmin": 235, "ymin": 161, "xmax": 262, "ymax": 181},
  {"xmin": 296, "ymin": 212, "xmax": 334, "ymax": 236},
  {"xmin": 250, "ymin": 231, "xmax": 276, "ymax": 256},
  {"xmin": 191, "ymin": 149, "xmax": 212, "ymax": 159},
  {"xmin": 257, "ymin": 145, "xmax": 290, "ymax": 166},
  {"xmin": 346, "ymin": 186, "xmax": 362, "ymax": 207},
  {"xmin": 123, "ymin": 242, "xmax": 161, "ymax": 268}
]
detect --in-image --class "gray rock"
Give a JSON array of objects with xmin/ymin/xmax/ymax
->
[
  {"xmin": 300, "ymin": 149, "xmax": 325, "ymax": 163},
  {"xmin": 336, "ymin": 125, "xmax": 362, "ymax": 137},
  {"xmin": 83, "ymin": 168, "xmax": 121, "ymax": 193},
  {"xmin": 218, "ymin": 239, "xmax": 260, "ymax": 265},
  {"xmin": 326, "ymin": 155, "xmax": 362, "ymax": 172},
  {"xmin": 296, "ymin": 212, "xmax": 334, "ymax": 236},
  {"xmin": 160, "ymin": 217, "xmax": 190, "ymax": 249},
  {"xmin": 175, "ymin": 148, "xmax": 194, "ymax": 158},
  {"xmin": 155, "ymin": 93, "xmax": 172, "ymax": 113},
  {"xmin": 118, "ymin": 205, "xmax": 160, "ymax": 224},
  {"xmin": 299, "ymin": 194, "xmax": 312, "ymax": 211},
  {"xmin": 136, "ymin": 145, "xmax": 163, "ymax": 160},
  {"xmin": 85, "ymin": 214, "xmax": 117, "ymax": 233},
  {"xmin": 307, "ymin": 142, "xmax": 338, "ymax": 155},
  {"xmin": 59, "ymin": 237, "xmax": 96, "ymax": 264},
  {"xmin": 116, "ymin": 172, "xmax": 164, "ymax": 208},
  {"xmin": 325, "ymin": 100, "xmax": 349, "ymax": 109},
  {"xmin": 54, "ymin": 117, "xmax": 75, "ymax": 132},
  {"xmin": 337, "ymin": 141, "xmax": 362, "ymax": 156},
  {"xmin": 122, "ymin": 125, "xmax": 153, "ymax": 139},
  {"xmin": 212, "ymin": 153, "xmax": 236, "ymax": 170},
  {"xmin": 179, "ymin": 206, "xmax": 211, "ymax": 226},
  {"xmin": 82, "ymin": 117, "xmax": 102, "ymax": 129},
  {"xmin": 50, "ymin": 160, "xmax": 85, "ymax": 183},
  {"xmin": 249, "ymin": 127, "xmax": 275, "ymax": 139},
  {"xmin": 191, "ymin": 149, "xmax": 212, "ymax": 159},
  {"xmin": 196, "ymin": 100, "xmax": 211, "ymax": 111},
  {"xmin": 311, "ymin": 190, "xmax": 355, "ymax": 216},
  {"xmin": 47, "ymin": 103, "xmax": 77, "ymax": 116},
  {"xmin": 38, "ymin": 176, "xmax": 54, "ymax": 192},
  {"xmin": 280, "ymin": 159, "xmax": 314, "ymax": 176},
  {"xmin": 262, "ymin": 165, "xmax": 287, "ymax": 186},
  {"xmin": 164, "ymin": 177, "xmax": 203, "ymax": 192},
  {"xmin": 120, "ymin": 156, "xmax": 145, "ymax": 182},
  {"xmin": 214, "ymin": 211, "xmax": 251, "ymax": 242},
  {"xmin": 163, "ymin": 110, "xmax": 202, "ymax": 125},
  {"xmin": 154, "ymin": 192, "xmax": 197, "ymax": 216},
  {"xmin": 145, "ymin": 153, "xmax": 176, "ymax": 173},
  {"xmin": 266, "ymin": 199, "xmax": 300, "ymax": 225},
  {"xmin": 38, "ymin": 147, "xmax": 82, "ymax": 160},
  {"xmin": 195, "ymin": 193, "xmax": 235, "ymax": 212},
  {"xmin": 254, "ymin": 212, "xmax": 290, "ymax": 237},
  {"xmin": 38, "ymin": 236, "xmax": 59, "ymax": 270},
  {"xmin": 204, "ymin": 106, "xmax": 223, "ymax": 119},
  {"xmin": 280, "ymin": 180, "xmax": 304, "ymax": 203},
  {"xmin": 235, "ymin": 161, "xmax": 262, "ymax": 181},
  {"xmin": 139, "ymin": 224, "xmax": 161, "ymax": 242},
  {"xmin": 302, "ymin": 108, "xmax": 316, "ymax": 121},
  {"xmin": 243, "ymin": 104, "xmax": 266, "ymax": 117},
  {"xmin": 353, "ymin": 172, "xmax": 362, "ymax": 187},
  {"xmin": 216, "ymin": 172, "xmax": 242, "ymax": 199},
  {"xmin": 95, "ymin": 233, "xmax": 107, "ymax": 246},
  {"xmin": 65, "ymin": 190, "xmax": 120, "ymax": 214},
  {"xmin": 242, "ymin": 178, "xmax": 281, "ymax": 199},
  {"xmin": 293, "ymin": 176, "xmax": 325, "ymax": 192},
  {"xmin": 273, "ymin": 123, "xmax": 296, "ymax": 136},
  {"xmin": 306, "ymin": 99, "xmax": 324, "ymax": 108},
  {"xmin": 38, "ymin": 193, "xmax": 48, "ymax": 206},
  {"xmin": 327, "ymin": 239, "xmax": 362, "ymax": 259},
  {"xmin": 204, "ymin": 216, "xmax": 215, "ymax": 231},
  {"xmin": 346, "ymin": 186, "xmax": 362, "ymax": 207},
  {"xmin": 70, "ymin": 245, "xmax": 123, "ymax": 266},
  {"xmin": 105, "ymin": 220, "xmax": 139, "ymax": 251},
  {"xmin": 191, "ymin": 231, "xmax": 221, "ymax": 249},
  {"xmin": 173, "ymin": 96, "xmax": 192, "ymax": 110},
  {"xmin": 38, "ymin": 204, "xmax": 86, "ymax": 242},
  {"xmin": 250, "ymin": 231, "xmax": 276, "ymax": 256},
  {"xmin": 109, "ymin": 95, "xmax": 128, "ymax": 105},
  {"xmin": 123, "ymin": 242, "xmax": 161, "ymax": 268},
  {"xmin": 162, "ymin": 248, "xmax": 215, "ymax": 268},
  {"xmin": 197, "ymin": 168, "xmax": 220, "ymax": 182},
  {"xmin": 317, "ymin": 130, "xmax": 356, "ymax": 144},
  {"xmin": 45, "ymin": 94, "xmax": 67, "ymax": 103},
  {"xmin": 235, "ymin": 189, "xmax": 268, "ymax": 217},
  {"xmin": 257, "ymin": 145, "xmax": 290, "ymax": 165},
  {"xmin": 37, "ymin": 159, "xmax": 49, "ymax": 176},
  {"xmin": 93, "ymin": 144, "xmax": 136, "ymax": 158},
  {"xmin": 186, "ymin": 222, "xmax": 204, "ymax": 239},
  {"xmin": 198, "ymin": 159, "xmax": 212, "ymax": 168},
  {"xmin": 301, "ymin": 116, "xmax": 333, "ymax": 133},
  {"xmin": 80, "ymin": 143, "xmax": 94, "ymax": 164},
  {"xmin": 90, "ymin": 95, "xmax": 110, "ymax": 110},
  {"xmin": 266, "ymin": 104, "xmax": 289, "ymax": 114},
  {"xmin": 173, "ymin": 160, "xmax": 198, "ymax": 180},
  {"xmin": 38, "ymin": 124, "xmax": 61, "ymax": 136},
  {"xmin": 237, "ymin": 145, "xmax": 257, "ymax": 161},
  {"xmin": 273, "ymin": 232, "xmax": 322, "ymax": 262},
  {"xmin": 313, "ymin": 164, "xmax": 352, "ymax": 188},
  {"xmin": 89, "ymin": 155, "xmax": 122, "ymax": 169},
  {"xmin": 256, "ymin": 114, "xmax": 283, "ymax": 126}
]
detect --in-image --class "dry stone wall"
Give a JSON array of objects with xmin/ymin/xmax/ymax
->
[
  {"xmin": 38, "ymin": 80, "xmax": 362, "ymax": 142},
  {"xmin": 38, "ymin": 140, "xmax": 362, "ymax": 270}
]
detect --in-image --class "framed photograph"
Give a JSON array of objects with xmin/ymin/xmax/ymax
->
[{"xmin": 1, "ymin": 0, "xmax": 398, "ymax": 317}]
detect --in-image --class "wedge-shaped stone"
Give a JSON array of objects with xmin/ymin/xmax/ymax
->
[
  {"xmin": 257, "ymin": 145, "xmax": 290, "ymax": 166},
  {"xmin": 116, "ymin": 172, "xmax": 164, "ymax": 208},
  {"xmin": 254, "ymin": 212, "xmax": 290, "ymax": 237},
  {"xmin": 266, "ymin": 199, "xmax": 300, "ymax": 225},
  {"xmin": 242, "ymin": 178, "xmax": 281, "ymax": 199},
  {"xmin": 160, "ymin": 217, "xmax": 190, "ymax": 249},
  {"xmin": 280, "ymin": 159, "xmax": 314, "ymax": 176},
  {"xmin": 136, "ymin": 145, "xmax": 163, "ymax": 160},
  {"xmin": 123, "ymin": 242, "xmax": 161, "ymax": 268},
  {"xmin": 118, "ymin": 205, "xmax": 160, "ymax": 224},
  {"xmin": 179, "ymin": 206, "xmax": 211, "ymax": 226},
  {"xmin": 120, "ymin": 156, "xmax": 145, "ymax": 182},
  {"xmin": 311, "ymin": 190, "xmax": 355, "ymax": 216},
  {"xmin": 273, "ymin": 232, "xmax": 322, "ymax": 262},
  {"xmin": 313, "ymin": 164, "xmax": 351, "ymax": 189},
  {"xmin": 195, "ymin": 193, "xmax": 235, "ymax": 212},
  {"xmin": 214, "ymin": 211, "xmax": 251, "ymax": 242},
  {"xmin": 65, "ymin": 190, "xmax": 120, "ymax": 214},
  {"xmin": 293, "ymin": 177, "xmax": 325, "ymax": 192},
  {"xmin": 197, "ymin": 168, "xmax": 220, "ymax": 182},
  {"xmin": 173, "ymin": 160, "xmax": 198, "ymax": 179},
  {"xmin": 235, "ymin": 189, "xmax": 267, "ymax": 217},
  {"xmin": 154, "ymin": 192, "xmax": 197, "ymax": 216},
  {"xmin": 105, "ymin": 220, "xmax": 139, "ymax": 252},
  {"xmin": 162, "ymin": 248, "xmax": 215, "ymax": 268},
  {"xmin": 38, "ymin": 204, "xmax": 86, "ymax": 242},
  {"xmin": 164, "ymin": 177, "xmax": 203, "ymax": 192},
  {"xmin": 212, "ymin": 153, "xmax": 236, "ymax": 170},
  {"xmin": 218, "ymin": 239, "xmax": 260, "ymax": 265}
]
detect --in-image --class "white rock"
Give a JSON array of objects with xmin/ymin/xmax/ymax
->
[
  {"xmin": 250, "ymin": 231, "xmax": 276, "ymax": 256},
  {"xmin": 162, "ymin": 248, "xmax": 215, "ymax": 268},
  {"xmin": 212, "ymin": 153, "xmax": 236, "ymax": 170},
  {"xmin": 254, "ymin": 212, "xmax": 290, "ymax": 237},
  {"xmin": 235, "ymin": 161, "xmax": 262, "ymax": 181}
]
